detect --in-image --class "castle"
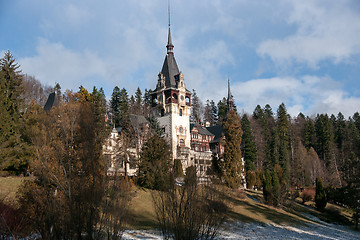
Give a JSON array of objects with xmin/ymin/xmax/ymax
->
[{"xmin": 104, "ymin": 21, "xmax": 245, "ymax": 185}]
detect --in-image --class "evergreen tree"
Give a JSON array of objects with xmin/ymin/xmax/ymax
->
[
  {"xmin": 143, "ymin": 88, "xmax": 152, "ymax": 117},
  {"xmin": 275, "ymin": 103, "xmax": 291, "ymax": 183},
  {"xmin": 210, "ymin": 100, "xmax": 218, "ymax": 124},
  {"xmin": 220, "ymin": 109, "xmax": 243, "ymax": 188},
  {"xmin": 0, "ymin": 51, "xmax": 27, "ymax": 173},
  {"xmin": 217, "ymin": 97, "xmax": 228, "ymax": 124},
  {"xmin": 353, "ymin": 112, "xmax": 360, "ymax": 132},
  {"xmin": 137, "ymin": 134, "xmax": 171, "ymax": 190},
  {"xmin": 110, "ymin": 86, "xmax": 121, "ymax": 126},
  {"xmin": 173, "ymin": 159, "xmax": 183, "ymax": 178},
  {"xmin": 303, "ymin": 117, "xmax": 316, "ymax": 150},
  {"xmin": 264, "ymin": 104, "xmax": 273, "ymax": 119},
  {"xmin": 241, "ymin": 114, "xmax": 257, "ymax": 171},
  {"xmin": 315, "ymin": 177, "xmax": 327, "ymax": 211},
  {"xmin": 315, "ymin": 114, "xmax": 333, "ymax": 165},
  {"xmin": 129, "ymin": 95, "xmax": 135, "ymax": 113},
  {"xmin": 204, "ymin": 99, "xmax": 218, "ymax": 126},
  {"xmin": 253, "ymin": 105, "xmax": 264, "ymax": 121},
  {"xmin": 90, "ymin": 86, "xmax": 108, "ymax": 141},
  {"xmin": 119, "ymin": 88, "xmax": 130, "ymax": 131},
  {"xmin": 191, "ymin": 89, "xmax": 202, "ymax": 123},
  {"xmin": 334, "ymin": 112, "xmax": 346, "ymax": 150},
  {"xmin": 262, "ymin": 170, "xmax": 273, "ymax": 204},
  {"xmin": 271, "ymin": 169, "xmax": 281, "ymax": 206},
  {"xmin": 134, "ymin": 87, "xmax": 142, "ymax": 114}
]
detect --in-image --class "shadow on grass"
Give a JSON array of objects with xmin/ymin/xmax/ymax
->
[{"xmin": 127, "ymin": 211, "xmax": 159, "ymax": 230}]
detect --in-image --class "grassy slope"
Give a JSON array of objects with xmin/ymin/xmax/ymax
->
[
  {"xmin": 0, "ymin": 176, "xmax": 24, "ymax": 204},
  {"xmin": 0, "ymin": 177, "xmax": 354, "ymax": 230},
  {"xmin": 126, "ymin": 186, "xmax": 354, "ymax": 229}
]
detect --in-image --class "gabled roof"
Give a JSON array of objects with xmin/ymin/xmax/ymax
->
[
  {"xmin": 206, "ymin": 125, "xmax": 224, "ymax": 143},
  {"xmin": 44, "ymin": 92, "xmax": 55, "ymax": 112},
  {"xmin": 190, "ymin": 123, "xmax": 214, "ymax": 136}
]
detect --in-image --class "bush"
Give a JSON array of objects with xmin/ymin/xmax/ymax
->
[
  {"xmin": 152, "ymin": 168, "xmax": 227, "ymax": 240},
  {"xmin": 173, "ymin": 159, "xmax": 184, "ymax": 178},
  {"xmin": 302, "ymin": 188, "xmax": 315, "ymax": 203},
  {"xmin": 0, "ymin": 198, "xmax": 28, "ymax": 238},
  {"xmin": 315, "ymin": 177, "xmax": 327, "ymax": 211},
  {"xmin": 246, "ymin": 170, "xmax": 256, "ymax": 189}
]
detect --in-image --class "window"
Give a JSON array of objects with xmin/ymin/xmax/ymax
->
[
  {"xmin": 161, "ymin": 108, "xmax": 165, "ymax": 116},
  {"xmin": 179, "ymin": 109, "xmax": 183, "ymax": 116},
  {"xmin": 179, "ymin": 139, "xmax": 185, "ymax": 146}
]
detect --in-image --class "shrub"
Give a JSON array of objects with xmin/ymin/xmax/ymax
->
[
  {"xmin": 246, "ymin": 170, "xmax": 256, "ymax": 189},
  {"xmin": 0, "ymin": 198, "xmax": 28, "ymax": 238},
  {"xmin": 315, "ymin": 177, "xmax": 327, "ymax": 211},
  {"xmin": 173, "ymin": 159, "xmax": 184, "ymax": 178},
  {"xmin": 302, "ymin": 188, "xmax": 315, "ymax": 203}
]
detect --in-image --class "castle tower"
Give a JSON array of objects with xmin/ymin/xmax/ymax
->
[{"xmin": 151, "ymin": 18, "xmax": 192, "ymax": 165}]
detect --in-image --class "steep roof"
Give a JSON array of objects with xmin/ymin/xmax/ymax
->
[
  {"xmin": 190, "ymin": 123, "xmax": 215, "ymax": 136},
  {"xmin": 161, "ymin": 53, "xmax": 180, "ymax": 88},
  {"xmin": 206, "ymin": 125, "xmax": 224, "ymax": 143}
]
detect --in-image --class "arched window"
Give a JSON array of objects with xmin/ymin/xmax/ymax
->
[
  {"xmin": 179, "ymin": 109, "xmax": 183, "ymax": 116},
  {"xmin": 179, "ymin": 139, "xmax": 185, "ymax": 146},
  {"xmin": 172, "ymin": 93, "xmax": 178, "ymax": 100},
  {"xmin": 161, "ymin": 108, "xmax": 165, "ymax": 117}
]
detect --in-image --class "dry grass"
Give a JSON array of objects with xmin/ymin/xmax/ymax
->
[
  {"xmin": 0, "ymin": 176, "xmax": 25, "ymax": 204},
  {"xmin": 126, "ymin": 187, "xmax": 158, "ymax": 229},
  {"xmin": 0, "ymin": 177, "xmax": 354, "ymax": 229}
]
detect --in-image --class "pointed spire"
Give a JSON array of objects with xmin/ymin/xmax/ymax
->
[
  {"xmin": 227, "ymin": 76, "xmax": 234, "ymax": 111},
  {"xmin": 166, "ymin": 0, "xmax": 174, "ymax": 54}
]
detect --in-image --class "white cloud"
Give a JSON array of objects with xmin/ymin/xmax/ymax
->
[
  {"xmin": 64, "ymin": 4, "xmax": 91, "ymax": 26},
  {"xmin": 19, "ymin": 39, "xmax": 107, "ymax": 90},
  {"xmin": 231, "ymin": 75, "xmax": 360, "ymax": 117},
  {"xmin": 257, "ymin": 0, "xmax": 360, "ymax": 67}
]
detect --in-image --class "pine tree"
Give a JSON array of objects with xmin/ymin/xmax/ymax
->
[
  {"xmin": 0, "ymin": 51, "xmax": 27, "ymax": 173},
  {"xmin": 204, "ymin": 100, "xmax": 212, "ymax": 124},
  {"xmin": 220, "ymin": 109, "xmax": 243, "ymax": 188},
  {"xmin": 191, "ymin": 89, "xmax": 202, "ymax": 123},
  {"xmin": 315, "ymin": 177, "xmax": 327, "ymax": 211},
  {"xmin": 303, "ymin": 117, "xmax": 316, "ymax": 150},
  {"xmin": 204, "ymin": 99, "xmax": 218, "ymax": 126},
  {"xmin": 134, "ymin": 87, "xmax": 143, "ymax": 114},
  {"xmin": 137, "ymin": 134, "xmax": 171, "ymax": 190},
  {"xmin": 110, "ymin": 86, "xmax": 121, "ymax": 126},
  {"xmin": 143, "ymin": 88, "xmax": 152, "ymax": 117},
  {"xmin": 275, "ymin": 103, "xmax": 291, "ymax": 183},
  {"xmin": 241, "ymin": 114, "xmax": 257, "ymax": 171},
  {"xmin": 217, "ymin": 97, "xmax": 228, "ymax": 124},
  {"xmin": 315, "ymin": 114, "xmax": 333, "ymax": 165},
  {"xmin": 119, "ymin": 88, "xmax": 130, "ymax": 131},
  {"xmin": 173, "ymin": 159, "xmax": 183, "ymax": 178}
]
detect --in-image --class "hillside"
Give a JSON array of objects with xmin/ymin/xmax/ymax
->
[{"xmin": 1, "ymin": 176, "xmax": 359, "ymax": 239}]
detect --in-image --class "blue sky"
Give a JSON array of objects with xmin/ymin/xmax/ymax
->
[{"xmin": 1, "ymin": 0, "xmax": 360, "ymax": 117}]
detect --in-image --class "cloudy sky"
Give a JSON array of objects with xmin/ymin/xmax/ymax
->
[{"xmin": 1, "ymin": 0, "xmax": 360, "ymax": 117}]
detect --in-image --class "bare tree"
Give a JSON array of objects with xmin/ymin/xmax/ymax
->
[{"xmin": 152, "ymin": 167, "xmax": 227, "ymax": 240}]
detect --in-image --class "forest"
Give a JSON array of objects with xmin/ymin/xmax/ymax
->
[{"xmin": 1, "ymin": 51, "xmax": 359, "ymax": 239}]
